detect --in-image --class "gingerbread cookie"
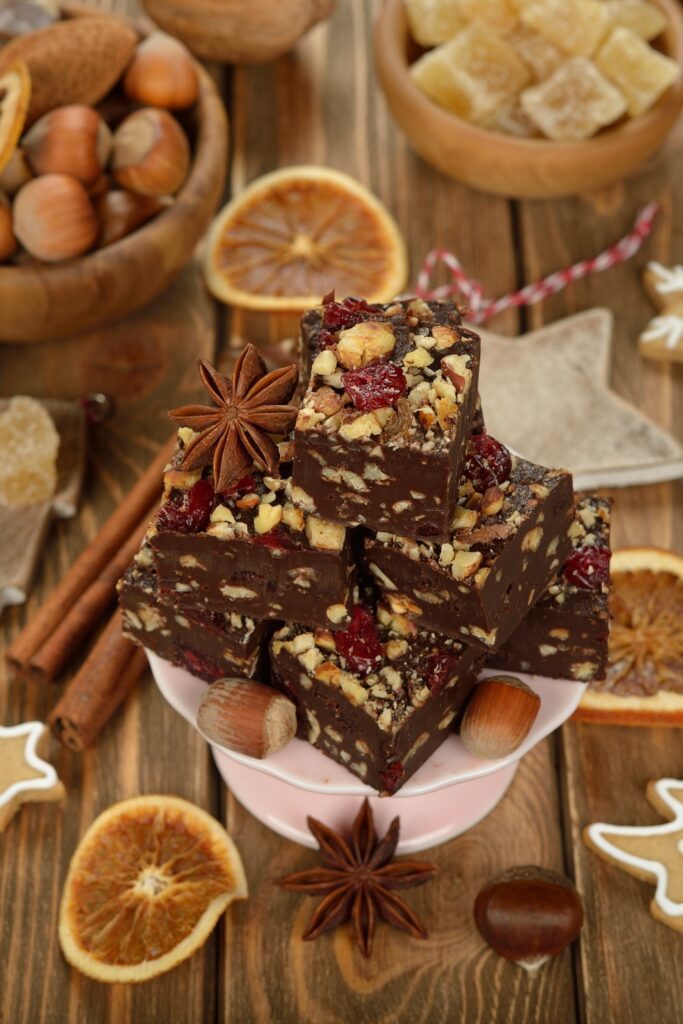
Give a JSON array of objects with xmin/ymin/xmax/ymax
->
[
  {"xmin": 583, "ymin": 778, "xmax": 683, "ymax": 933},
  {"xmin": 0, "ymin": 721, "xmax": 65, "ymax": 831},
  {"xmin": 639, "ymin": 261, "xmax": 683, "ymax": 363}
]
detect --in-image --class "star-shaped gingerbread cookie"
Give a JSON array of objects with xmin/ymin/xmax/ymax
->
[
  {"xmin": 639, "ymin": 261, "xmax": 683, "ymax": 363},
  {"xmin": 0, "ymin": 721, "xmax": 65, "ymax": 831},
  {"xmin": 477, "ymin": 308, "xmax": 683, "ymax": 489},
  {"xmin": 583, "ymin": 779, "xmax": 683, "ymax": 933}
]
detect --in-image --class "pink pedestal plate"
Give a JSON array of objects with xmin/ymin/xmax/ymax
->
[{"xmin": 148, "ymin": 651, "xmax": 586, "ymax": 853}]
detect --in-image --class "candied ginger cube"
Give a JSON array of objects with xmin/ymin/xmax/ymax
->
[
  {"xmin": 521, "ymin": 56, "xmax": 627, "ymax": 139},
  {"xmin": 484, "ymin": 98, "xmax": 539, "ymax": 136},
  {"xmin": 596, "ymin": 26, "xmax": 680, "ymax": 115},
  {"xmin": 0, "ymin": 396, "xmax": 59, "ymax": 507},
  {"xmin": 410, "ymin": 22, "xmax": 531, "ymax": 122},
  {"xmin": 521, "ymin": 0, "xmax": 609, "ymax": 56},
  {"xmin": 603, "ymin": 0, "xmax": 667, "ymax": 42},
  {"xmin": 509, "ymin": 25, "xmax": 564, "ymax": 80},
  {"xmin": 404, "ymin": 0, "xmax": 465, "ymax": 46},
  {"xmin": 460, "ymin": 0, "xmax": 518, "ymax": 34}
]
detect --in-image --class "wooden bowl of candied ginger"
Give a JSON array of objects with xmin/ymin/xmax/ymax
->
[{"xmin": 374, "ymin": 0, "xmax": 683, "ymax": 198}]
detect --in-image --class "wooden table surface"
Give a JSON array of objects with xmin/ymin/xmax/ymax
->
[{"xmin": 1, "ymin": 2, "xmax": 682, "ymax": 1022}]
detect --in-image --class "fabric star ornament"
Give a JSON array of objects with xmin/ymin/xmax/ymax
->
[
  {"xmin": 0, "ymin": 721, "xmax": 65, "ymax": 830},
  {"xmin": 477, "ymin": 308, "xmax": 683, "ymax": 489},
  {"xmin": 168, "ymin": 347, "xmax": 298, "ymax": 491},
  {"xmin": 639, "ymin": 261, "xmax": 683, "ymax": 363},
  {"xmin": 583, "ymin": 779, "xmax": 683, "ymax": 933}
]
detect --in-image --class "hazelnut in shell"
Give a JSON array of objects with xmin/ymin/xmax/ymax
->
[
  {"xmin": 0, "ymin": 146, "xmax": 32, "ymax": 195},
  {"xmin": 23, "ymin": 105, "xmax": 112, "ymax": 187},
  {"xmin": 13, "ymin": 173, "xmax": 98, "ymax": 262},
  {"xmin": 460, "ymin": 675, "xmax": 540, "ymax": 760},
  {"xmin": 0, "ymin": 192, "xmax": 17, "ymax": 262},
  {"xmin": 95, "ymin": 189, "xmax": 169, "ymax": 247},
  {"xmin": 123, "ymin": 33, "xmax": 199, "ymax": 110},
  {"xmin": 111, "ymin": 107, "xmax": 190, "ymax": 197},
  {"xmin": 196, "ymin": 678, "xmax": 297, "ymax": 759},
  {"xmin": 474, "ymin": 865, "xmax": 584, "ymax": 973}
]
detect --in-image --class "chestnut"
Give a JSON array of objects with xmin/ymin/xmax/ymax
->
[
  {"xmin": 13, "ymin": 174, "xmax": 98, "ymax": 262},
  {"xmin": 460, "ymin": 675, "xmax": 540, "ymax": 760},
  {"xmin": 95, "ymin": 189, "xmax": 169, "ymax": 247},
  {"xmin": 111, "ymin": 107, "xmax": 190, "ymax": 197},
  {"xmin": 123, "ymin": 32, "xmax": 199, "ymax": 110},
  {"xmin": 474, "ymin": 866, "xmax": 584, "ymax": 973},
  {"xmin": 0, "ymin": 193, "xmax": 17, "ymax": 263},
  {"xmin": 23, "ymin": 105, "xmax": 112, "ymax": 187}
]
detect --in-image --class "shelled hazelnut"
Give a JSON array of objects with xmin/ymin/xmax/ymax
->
[{"xmin": 111, "ymin": 107, "xmax": 190, "ymax": 197}]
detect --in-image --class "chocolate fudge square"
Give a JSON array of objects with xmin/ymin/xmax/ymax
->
[
  {"xmin": 488, "ymin": 495, "xmax": 611, "ymax": 682},
  {"xmin": 270, "ymin": 601, "xmax": 483, "ymax": 795},
  {"xmin": 150, "ymin": 461, "xmax": 357, "ymax": 630},
  {"xmin": 118, "ymin": 553, "xmax": 270, "ymax": 681},
  {"xmin": 364, "ymin": 436, "xmax": 575, "ymax": 651},
  {"xmin": 292, "ymin": 297, "xmax": 481, "ymax": 540}
]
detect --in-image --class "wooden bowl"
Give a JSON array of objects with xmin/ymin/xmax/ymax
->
[
  {"xmin": 0, "ymin": 7, "xmax": 228, "ymax": 344},
  {"xmin": 374, "ymin": 0, "xmax": 683, "ymax": 198}
]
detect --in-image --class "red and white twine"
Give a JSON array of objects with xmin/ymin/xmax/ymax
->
[{"xmin": 415, "ymin": 202, "xmax": 659, "ymax": 325}]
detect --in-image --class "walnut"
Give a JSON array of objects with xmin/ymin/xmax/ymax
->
[
  {"xmin": 311, "ymin": 386, "xmax": 343, "ymax": 416},
  {"xmin": 336, "ymin": 321, "xmax": 396, "ymax": 368},
  {"xmin": 432, "ymin": 325, "xmax": 459, "ymax": 350}
]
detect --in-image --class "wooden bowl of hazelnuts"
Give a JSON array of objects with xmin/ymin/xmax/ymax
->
[{"xmin": 0, "ymin": 3, "xmax": 228, "ymax": 344}]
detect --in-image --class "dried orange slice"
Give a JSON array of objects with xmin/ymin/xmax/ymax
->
[
  {"xmin": 59, "ymin": 795, "xmax": 247, "ymax": 983},
  {"xmin": 577, "ymin": 546, "xmax": 683, "ymax": 724},
  {"xmin": 0, "ymin": 61, "xmax": 30, "ymax": 173},
  {"xmin": 204, "ymin": 166, "xmax": 408, "ymax": 311}
]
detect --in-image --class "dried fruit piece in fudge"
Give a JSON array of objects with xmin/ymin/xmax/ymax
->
[
  {"xmin": 603, "ymin": 0, "xmax": 667, "ymax": 42},
  {"xmin": 404, "ymin": 0, "xmax": 465, "ymax": 47},
  {"xmin": 293, "ymin": 297, "xmax": 481, "ymax": 540},
  {"xmin": 0, "ymin": 396, "xmax": 59, "ymax": 506},
  {"xmin": 520, "ymin": 58, "xmax": 627, "ymax": 141},
  {"xmin": 151, "ymin": 461, "xmax": 357, "ymax": 630},
  {"xmin": 157, "ymin": 478, "xmax": 215, "ymax": 534},
  {"xmin": 364, "ymin": 440, "xmax": 575, "ymax": 651},
  {"xmin": 595, "ymin": 27, "xmax": 680, "ymax": 117},
  {"xmin": 410, "ymin": 24, "xmax": 531, "ymax": 124},
  {"xmin": 270, "ymin": 603, "xmax": 483, "ymax": 794},
  {"xmin": 118, "ymin": 553, "xmax": 270, "ymax": 681},
  {"xmin": 488, "ymin": 496, "xmax": 611, "ymax": 682},
  {"xmin": 520, "ymin": 0, "xmax": 610, "ymax": 57}
]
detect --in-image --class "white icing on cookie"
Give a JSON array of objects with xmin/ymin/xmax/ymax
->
[
  {"xmin": 641, "ymin": 315, "xmax": 683, "ymax": 351},
  {"xmin": 647, "ymin": 261, "xmax": 683, "ymax": 295},
  {"xmin": 586, "ymin": 778, "xmax": 683, "ymax": 919},
  {"xmin": 0, "ymin": 722, "xmax": 59, "ymax": 808}
]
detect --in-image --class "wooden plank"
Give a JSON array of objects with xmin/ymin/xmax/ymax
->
[
  {"xmin": 219, "ymin": 3, "xmax": 576, "ymax": 1022},
  {"xmin": 518, "ymin": 147, "xmax": 683, "ymax": 1023}
]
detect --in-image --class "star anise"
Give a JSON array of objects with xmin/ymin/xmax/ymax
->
[
  {"xmin": 168, "ymin": 346, "xmax": 298, "ymax": 491},
  {"xmin": 278, "ymin": 799, "xmax": 436, "ymax": 957}
]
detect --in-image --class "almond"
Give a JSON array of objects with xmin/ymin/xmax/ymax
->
[{"xmin": 196, "ymin": 678, "xmax": 297, "ymax": 759}]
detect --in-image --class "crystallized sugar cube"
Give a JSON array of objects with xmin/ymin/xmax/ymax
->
[
  {"xmin": 410, "ymin": 23, "xmax": 531, "ymax": 122},
  {"xmin": 404, "ymin": 0, "xmax": 465, "ymax": 46},
  {"xmin": 596, "ymin": 26, "xmax": 680, "ymax": 116},
  {"xmin": 460, "ymin": 0, "xmax": 518, "ymax": 34},
  {"xmin": 521, "ymin": 0, "xmax": 610, "ymax": 56},
  {"xmin": 0, "ymin": 396, "xmax": 59, "ymax": 506},
  {"xmin": 509, "ymin": 24, "xmax": 564, "ymax": 80},
  {"xmin": 603, "ymin": 0, "xmax": 667, "ymax": 41},
  {"xmin": 521, "ymin": 56, "xmax": 628, "ymax": 139}
]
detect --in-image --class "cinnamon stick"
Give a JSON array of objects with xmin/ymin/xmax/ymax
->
[
  {"xmin": 48, "ymin": 611, "xmax": 147, "ymax": 751},
  {"xmin": 28, "ymin": 505, "xmax": 156, "ymax": 684},
  {"xmin": 6, "ymin": 435, "xmax": 175, "ymax": 679}
]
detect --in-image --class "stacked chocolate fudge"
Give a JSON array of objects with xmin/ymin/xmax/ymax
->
[{"xmin": 119, "ymin": 296, "xmax": 611, "ymax": 796}]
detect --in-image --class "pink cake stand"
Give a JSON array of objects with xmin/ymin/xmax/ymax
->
[{"xmin": 148, "ymin": 652, "xmax": 585, "ymax": 852}]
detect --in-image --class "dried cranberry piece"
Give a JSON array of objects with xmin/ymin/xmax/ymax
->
[
  {"xmin": 157, "ymin": 479, "xmax": 214, "ymax": 534},
  {"xmin": 252, "ymin": 527, "xmax": 299, "ymax": 551},
  {"xmin": 563, "ymin": 545, "xmax": 611, "ymax": 590},
  {"xmin": 380, "ymin": 762, "xmax": 405, "ymax": 795},
  {"xmin": 220, "ymin": 474, "xmax": 256, "ymax": 498},
  {"xmin": 424, "ymin": 651, "xmax": 458, "ymax": 695},
  {"xmin": 318, "ymin": 329, "xmax": 338, "ymax": 350},
  {"xmin": 179, "ymin": 647, "xmax": 223, "ymax": 681},
  {"xmin": 465, "ymin": 434, "xmax": 512, "ymax": 492},
  {"xmin": 322, "ymin": 297, "xmax": 378, "ymax": 332},
  {"xmin": 342, "ymin": 359, "xmax": 407, "ymax": 412},
  {"xmin": 334, "ymin": 606, "xmax": 382, "ymax": 676}
]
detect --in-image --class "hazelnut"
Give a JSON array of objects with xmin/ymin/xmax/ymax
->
[
  {"xmin": 95, "ymin": 189, "xmax": 168, "ymax": 247},
  {"xmin": 304, "ymin": 515, "xmax": 345, "ymax": 551},
  {"xmin": 23, "ymin": 105, "xmax": 112, "ymax": 187},
  {"xmin": 196, "ymin": 678, "xmax": 297, "ymax": 759},
  {"xmin": 112, "ymin": 108, "xmax": 190, "ymax": 196},
  {"xmin": 460, "ymin": 676, "xmax": 540, "ymax": 760},
  {"xmin": 0, "ymin": 148, "xmax": 32, "ymax": 196},
  {"xmin": 123, "ymin": 32, "xmax": 199, "ymax": 110},
  {"xmin": 253, "ymin": 501, "xmax": 283, "ymax": 534},
  {"xmin": 474, "ymin": 866, "xmax": 583, "ymax": 973},
  {"xmin": 0, "ymin": 193, "xmax": 17, "ymax": 263},
  {"xmin": 13, "ymin": 174, "xmax": 98, "ymax": 262}
]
